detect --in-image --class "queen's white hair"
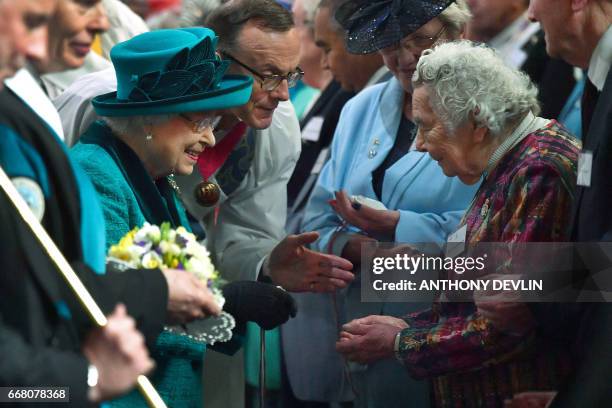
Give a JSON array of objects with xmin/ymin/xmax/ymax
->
[
  {"xmin": 103, "ymin": 114, "xmax": 173, "ymax": 138},
  {"xmin": 412, "ymin": 40, "xmax": 540, "ymax": 136}
]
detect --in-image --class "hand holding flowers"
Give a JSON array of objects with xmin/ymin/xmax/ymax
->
[{"xmin": 108, "ymin": 223, "xmax": 231, "ymax": 337}]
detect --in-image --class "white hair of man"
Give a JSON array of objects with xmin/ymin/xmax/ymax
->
[
  {"xmin": 301, "ymin": 0, "xmax": 321, "ymax": 26},
  {"xmin": 438, "ymin": 0, "xmax": 472, "ymax": 39},
  {"xmin": 413, "ymin": 40, "xmax": 540, "ymax": 137},
  {"xmin": 180, "ymin": 0, "xmax": 223, "ymax": 27}
]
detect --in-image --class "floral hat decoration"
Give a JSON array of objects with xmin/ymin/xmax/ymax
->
[
  {"xmin": 93, "ymin": 27, "xmax": 253, "ymax": 116},
  {"xmin": 335, "ymin": 0, "xmax": 455, "ymax": 55}
]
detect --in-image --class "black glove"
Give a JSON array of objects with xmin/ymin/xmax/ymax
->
[{"xmin": 221, "ymin": 281, "xmax": 297, "ymax": 330}]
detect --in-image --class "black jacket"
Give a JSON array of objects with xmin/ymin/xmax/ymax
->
[
  {"xmin": 0, "ymin": 88, "xmax": 168, "ymax": 406},
  {"xmin": 531, "ymin": 71, "xmax": 612, "ymax": 407},
  {"xmin": 521, "ymin": 30, "xmax": 576, "ymax": 119}
]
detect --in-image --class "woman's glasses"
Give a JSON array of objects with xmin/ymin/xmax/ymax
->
[
  {"xmin": 382, "ymin": 25, "xmax": 448, "ymax": 55},
  {"xmin": 179, "ymin": 114, "xmax": 222, "ymax": 133}
]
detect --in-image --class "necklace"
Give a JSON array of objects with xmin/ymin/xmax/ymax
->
[
  {"xmin": 167, "ymin": 174, "xmax": 181, "ymax": 195},
  {"xmin": 166, "ymin": 174, "xmax": 220, "ymax": 206}
]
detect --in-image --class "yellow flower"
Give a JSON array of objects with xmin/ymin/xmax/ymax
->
[
  {"xmin": 118, "ymin": 233, "xmax": 134, "ymax": 248},
  {"xmin": 142, "ymin": 251, "xmax": 162, "ymax": 269},
  {"xmin": 145, "ymin": 259, "xmax": 159, "ymax": 269}
]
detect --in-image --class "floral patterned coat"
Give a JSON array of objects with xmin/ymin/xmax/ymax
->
[{"xmin": 397, "ymin": 122, "xmax": 580, "ymax": 407}]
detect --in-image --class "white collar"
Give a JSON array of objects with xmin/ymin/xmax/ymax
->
[
  {"xmin": 485, "ymin": 112, "xmax": 549, "ymax": 177},
  {"xmin": 588, "ymin": 24, "xmax": 612, "ymax": 91},
  {"xmin": 365, "ymin": 65, "xmax": 390, "ymax": 88},
  {"xmin": 4, "ymin": 68, "xmax": 65, "ymax": 140},
  {"xmin": 41, "ymin": 52, "xmax": 112, "ymax": 100}
]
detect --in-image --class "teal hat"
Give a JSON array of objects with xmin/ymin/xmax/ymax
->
[{"xmin": 92, "ymin": 27, "xmax": 253, "ymax": 117}]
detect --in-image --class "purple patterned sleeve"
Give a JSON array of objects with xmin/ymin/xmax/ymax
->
[{"xmin": 397, "ymin": 157, "xmax": 576, "ymax": 379}]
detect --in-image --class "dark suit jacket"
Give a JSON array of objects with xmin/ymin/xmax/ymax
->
[
  {"xmin": 0, "ymin": 88, "xmax": 168, "ymax": 406},
  {"xmin": 531, "ymin": 70, "xmax": 612, "ymax": 407},
  {"xmin": 570, "ymin": 70, "xmax": 612, "ymax": 240},
  {"xmin": 287, "ymin": 81, "xmax": 354, "ymax": 207},
  {"xmin": 521, "ymin": 30, "xmax": 576, "ymax": 119}
]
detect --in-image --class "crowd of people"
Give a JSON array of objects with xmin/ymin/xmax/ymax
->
[{"xmin": 0, "ymin": 0, "xmax": 610, "ymax": 407}]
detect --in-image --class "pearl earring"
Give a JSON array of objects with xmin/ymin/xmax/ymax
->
[{"xmin": 144, "ymin": 122, "xmax": 153, "ymax": 141}]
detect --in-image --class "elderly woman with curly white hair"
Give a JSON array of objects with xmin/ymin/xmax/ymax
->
[{"xmin": 337, "ymin": 41, "xmax": 580, "ymax": 407}]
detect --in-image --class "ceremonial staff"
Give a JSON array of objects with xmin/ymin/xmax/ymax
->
[{"xmin": 0, "ymin": 165, "xmax": 168, "ymax": 408}]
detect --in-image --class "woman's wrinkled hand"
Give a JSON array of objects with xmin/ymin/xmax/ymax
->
[
  {"xmin": 335, "ymin": 315, "xmax": 408, "ymax": 364},
  {"xmin": 161, "ymin": 268, "xmax": 221, "ymax": 325},
  {"xmin": 504, "ymin": 391, "xmax": 557, "ymax": 408},
  {"xmin": 329, "ymin": 190, "xmax": 399, "ymax": 240}
]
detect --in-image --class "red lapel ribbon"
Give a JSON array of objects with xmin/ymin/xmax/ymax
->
[{"xmin": 197, "ymin": 122, "xmax": 248, "ymax": 180}]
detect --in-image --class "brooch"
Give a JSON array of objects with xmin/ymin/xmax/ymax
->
[
  {"xmin": 194, "ymin": 180, "xmax": 221, "ymax": 207},
  {"xmin": 480, "ymin": 198, "xmax": 490, "ymax": 219}
]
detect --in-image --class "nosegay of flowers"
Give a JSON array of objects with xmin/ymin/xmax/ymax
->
[{"xmin": 108, "ymin": 222, "xmax": 225, "ymax": 308}]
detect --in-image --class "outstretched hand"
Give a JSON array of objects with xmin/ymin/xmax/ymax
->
[
  {"xmin": 329, "ymin": 190, "xmax": 399, "ymax": 240},
  {"xmin": 267, "ymin": 232, "xmax": 354, "ymax": 293}
]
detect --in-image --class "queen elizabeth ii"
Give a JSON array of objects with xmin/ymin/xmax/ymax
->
[{"xmin": 72, "ymin": 27, "xmax": 296, "ymax": 407}]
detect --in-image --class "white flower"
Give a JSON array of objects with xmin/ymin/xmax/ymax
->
[
  {"xmin": 141, "ymin": 251, "xmax": 163, "ymax": 269},
  {"xmin": 184, "ymin": 240, "xmax": 210, "ymax": 260},
  {"xmin": 128, "ymin": 242, "xmax": 150, "ymax": 259},
  {"xmin": 185, "ymin": 256, "xmax": 216, "ymax": 281},
  {"xmin": 135, "ymin": 223, "xmax": 161, "ymax": 243},
  {"xmin": 176, "ymin": 227, "xmax": 197, "ymax": 244},
  {"xmin": 159, "ymin": 241, "xmax": 181, "ymax": 256}
]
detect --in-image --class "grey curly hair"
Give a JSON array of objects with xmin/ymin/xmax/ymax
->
[{"xmin": 412, "ymin": 40, "xmax": 540, "ymax": 136}]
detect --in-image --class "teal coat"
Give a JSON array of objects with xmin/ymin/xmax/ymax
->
[
  {"xmin": 71, "ymin": 121, "xmax": 191, "ymax": 250},
  {"xmin": 71, "ymin": 121, "xmax": 204, "ymax": 407}
]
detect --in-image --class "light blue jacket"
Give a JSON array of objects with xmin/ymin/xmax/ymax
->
[
  {"xmin": 283, "ymin": 77, "xmax": 479, "ymax": 406},
  {"xmin": 302, "ymin": 76, "xmax": 478, "ymax": 252}
]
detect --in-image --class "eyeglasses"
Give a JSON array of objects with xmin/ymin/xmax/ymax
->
[
  {"xmin": 179, "ymin": 114, "xmax": 222, "ymax": 133},
  {"xmin": 222, "ymin": 52, "xmax": 304, "ymax": 92},
  {"xmin": 382, "ymin": 25, "xmax": 448, "ymax": 55}
]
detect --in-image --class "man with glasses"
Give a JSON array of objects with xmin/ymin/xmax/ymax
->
[
  {"xmin": 178, "ymin": 1, "xmax": 355, "ymax": 406},
  {"xmin": 177, "ymin": 0, "xmax": 354, "ymax": 303}
]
